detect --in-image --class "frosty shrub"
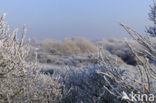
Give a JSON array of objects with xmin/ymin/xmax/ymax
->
[
  {"xmin": 56, "ymin": 64, "xmax": 117, "ymax": 103},
  {"xmin": 71, "ymin": 38, "xmax": 96, "ymax": 53},
  {"xmin": 42, "ymin": 37, "xmax": 96, "ymax": 55},
  {"xmin": 0, "ymin": 14, "xmax": 62, "ymax": 103},
  {"xmin": 42, "ymin": 39, "xmax": 59, "ymax": 53},
  {"xmin": 57, "ymin": 38, "xmax": 81, "ymax": 55},
  {"xmin": 98, "ymin": 22, "xmax": 156, "ymax": 102},
  {"xmin": 97, "ymin": 38, "xmax": 140, "ymax": 66},
  {"xmin": 39, "ymin": 49, "xmax": 124, "ymax": 103}
]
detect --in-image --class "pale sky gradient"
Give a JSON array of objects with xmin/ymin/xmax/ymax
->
[{"xmin": 0, "ymin": 0, "xmax": 153, "ymax": 40}]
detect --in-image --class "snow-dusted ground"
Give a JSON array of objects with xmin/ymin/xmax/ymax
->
[{"xmin": 28, "ymin": 37, "xmax": 156, "ymax": 103}]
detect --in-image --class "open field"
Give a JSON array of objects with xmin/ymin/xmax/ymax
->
[{"xmin": 0, "ymin": 12, "xmax": 156, "ymax": 103}]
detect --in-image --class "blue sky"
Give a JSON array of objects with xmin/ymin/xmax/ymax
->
[{"xmin": 0, "ymin": 0, "xmax": 153, "ymax": 40}]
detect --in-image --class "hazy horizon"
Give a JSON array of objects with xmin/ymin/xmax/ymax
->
[{"xmin": 0, "ymin": 0, "xmax": 154, "ymax": 40}]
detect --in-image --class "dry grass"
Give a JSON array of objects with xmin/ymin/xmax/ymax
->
[{"xmin": 42, "ymin": 37, "xmax": 96, "ymax": 55}]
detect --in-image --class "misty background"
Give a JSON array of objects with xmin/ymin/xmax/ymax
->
[{"xmin": 0, "ymin": 0, "xmax": 153, "ymax": 40}]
